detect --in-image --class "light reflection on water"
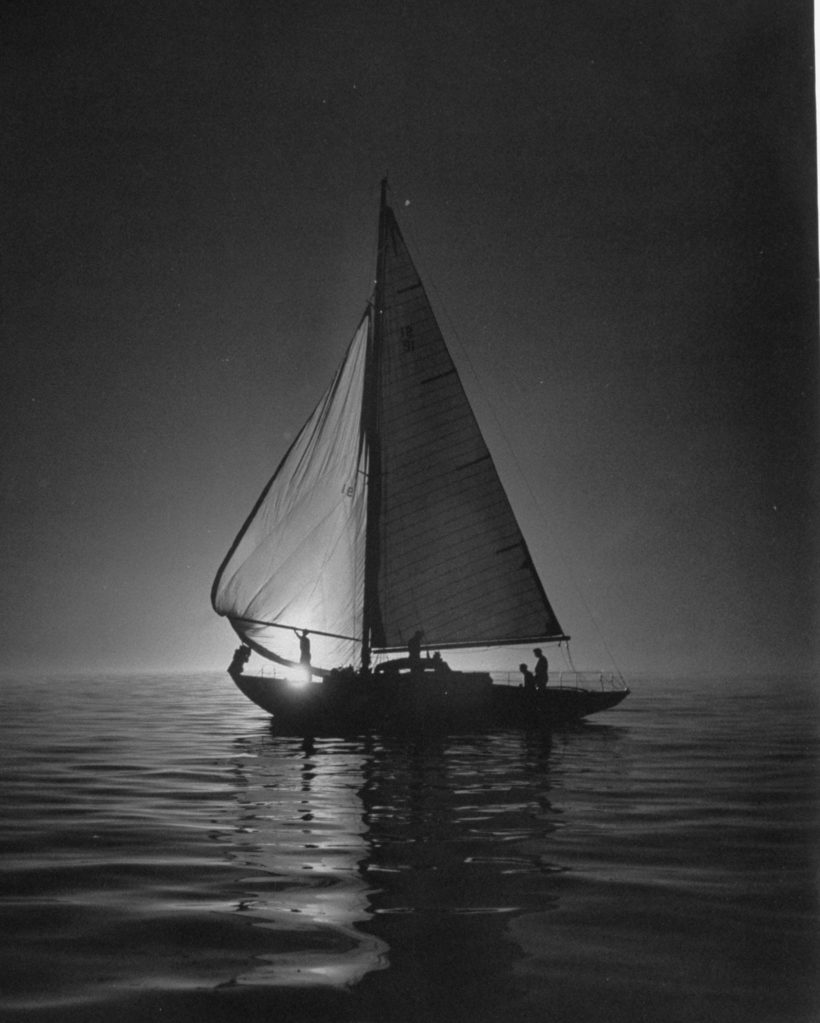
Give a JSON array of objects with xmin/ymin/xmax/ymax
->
[
  {"xmin": 224, "ymin": 736, "xmax": 389, "ymax": 988},
  {"xmin": 218, "ymin": 727, "xmax": 568, "ymax": 991},
  {"xmin": 0, "ymin": 672, "xmax": 817, "ymax": 1022}
]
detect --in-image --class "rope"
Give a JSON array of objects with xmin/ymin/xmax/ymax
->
[{"xmin": 562, "ymin": 641, "xmax": 578, "ymax": 673}]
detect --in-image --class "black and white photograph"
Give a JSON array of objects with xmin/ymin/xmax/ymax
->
[{"xmin": 1, "ymin": 2, "xmax": 817, "ymax": 1021}]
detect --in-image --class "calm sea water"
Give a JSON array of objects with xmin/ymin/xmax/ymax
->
[{"xmin": 0, "ymin": 672, "xmax": 817, "ymax": 1022}]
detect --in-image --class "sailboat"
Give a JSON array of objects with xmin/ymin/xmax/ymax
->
[{"xmin": 212, "ymin": 181, "xmax": 629, "ymax": 731}]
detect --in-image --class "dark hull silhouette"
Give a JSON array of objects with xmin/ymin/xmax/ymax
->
[{"xmin": 229, "ymin": 661, "xmax": 629, "ymax": 734}]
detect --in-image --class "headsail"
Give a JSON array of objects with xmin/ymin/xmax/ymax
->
[
  {"xmin": 365, "ymin": 199, "xmax": 566, "ymax": 652},
  {"xmin": 211, "ymin": 317, "xmax": 370, "ymax": 670}
]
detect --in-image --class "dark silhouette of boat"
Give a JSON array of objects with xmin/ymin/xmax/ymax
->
[{"xmin": 213, "ymin": 182, "xmax": 629, "ymax": 731}]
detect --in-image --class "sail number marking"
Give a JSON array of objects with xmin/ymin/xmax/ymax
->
[{"xmin": 399, "ymin": 325, "xmax": 415, "ymax": 352}]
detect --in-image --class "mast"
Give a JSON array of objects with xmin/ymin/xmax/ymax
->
[{"xmin": 360, "ymin": 179, "xmax": 389, "ymax": 671}]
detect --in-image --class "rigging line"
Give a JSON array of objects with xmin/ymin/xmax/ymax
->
[
  {"xmin": 368, "ymin": 178, "xmax": 386, "ymax": 300},
  {"xmin": 398, "ymin": 205, "xmax": 625, "ymax": 681}
]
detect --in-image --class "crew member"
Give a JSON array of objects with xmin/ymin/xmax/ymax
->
[
  {"xmin": 407, "ymin": 629, "xmax": 424, "ymax": 667},
  {"xmin": 533, "ymin": 648, "xmax": 549, "ymax": 691},
  {"xmin": 296, "ymin": 629, "xmax": 312, "ymax": 672},
  {"xmin": 520, "ymin": 662, "xmax": 535, "ymax": 694}
]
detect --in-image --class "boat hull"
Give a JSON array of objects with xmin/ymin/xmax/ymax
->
[{"xmin": 229, "ymin": 666, "xmax": 628, "ymax": 733}]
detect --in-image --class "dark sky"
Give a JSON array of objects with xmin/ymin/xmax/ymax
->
[{"xmin": 2, "ymin": 1, "xmax": 816, "ymax": 676}]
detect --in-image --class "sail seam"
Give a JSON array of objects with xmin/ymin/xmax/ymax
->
[
  {"xmin": 496, "ymin": 542, "xmax": 523, "ymax": 554},
  {"xmin": 455, "ymin": 454, "xmax": 491, "ymax": 472},
  {"xmin": 421, "ymin": 369, "xmax": 458, "ymax": 385}
]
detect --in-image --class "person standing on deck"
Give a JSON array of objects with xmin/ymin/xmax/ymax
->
[
  {"xmin": 533, "ymin": 648, "xmax": 548, "ymax": 691},
  {"xmin": 296, "ymin": 629, "xmax": 312, "ymax": 673},
  {"xmin": 407, "ymin": 630, "xmax": 424, "ymax": 668}
]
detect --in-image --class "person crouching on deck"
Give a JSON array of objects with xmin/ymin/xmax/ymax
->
[
  {"xmin": 520, "ymin": 663, "xmax": 535, "ymax": 696},
  {"xmin": 230, "ymin": 645, "xmax": 251, "ymax": 675}
]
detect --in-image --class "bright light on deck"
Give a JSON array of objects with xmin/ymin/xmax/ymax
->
[{"xmin": 288, "ymin": 666, "xmax": 313, "ymax": 688}]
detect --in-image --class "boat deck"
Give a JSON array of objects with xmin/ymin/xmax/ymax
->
[{"xmin": 228, "ymin": 664, "xmax": 629, "ymax": 733}]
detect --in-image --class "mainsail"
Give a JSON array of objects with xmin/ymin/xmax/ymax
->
[
  {"xmin": 212, "ymin": 185, "xmax": 567, "ymax": 672},
  {"xmin": 366, "ymin": 201, "xmax": 564, "ymax": 652}
]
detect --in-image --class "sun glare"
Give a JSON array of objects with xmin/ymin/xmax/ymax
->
[{"xmin": 288, "ymin": 666, "xmax": 312, "ymax": 688}]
